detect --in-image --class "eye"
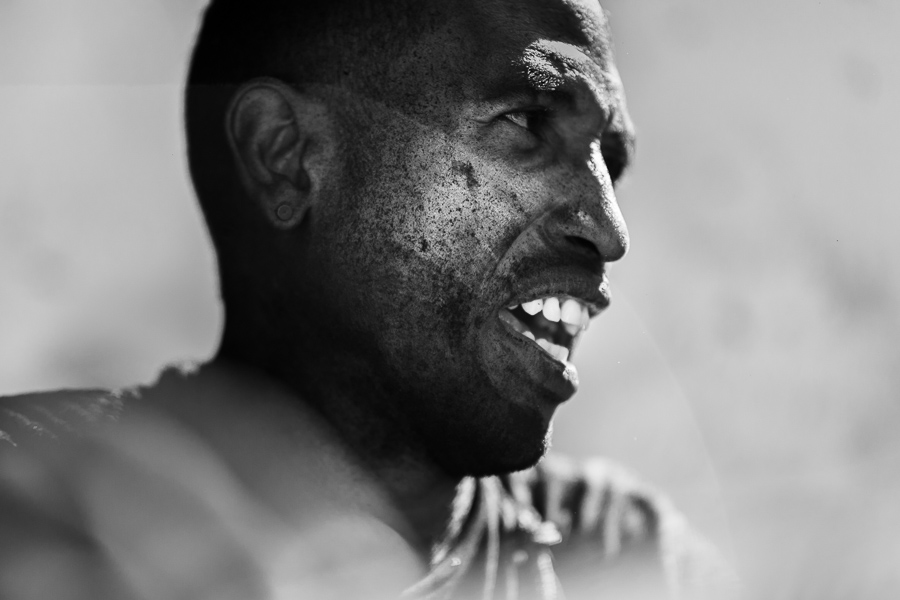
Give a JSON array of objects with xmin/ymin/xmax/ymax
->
[
  {"xmin": 505, "ymin": 111, "xmax": 530, "ymax": 129},
  {"xmin": 502, "ymin": 108, "xmax": 550, "ymax": 133}
]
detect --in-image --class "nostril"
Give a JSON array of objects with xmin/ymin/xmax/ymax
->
[{"xmin": 565, "ymin": 235, "xmax": 600, "ymax": 257}]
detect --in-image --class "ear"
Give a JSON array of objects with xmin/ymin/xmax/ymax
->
[{"xmin": 226, "ymin": 78, "xmax": 327, "ymax": 230}]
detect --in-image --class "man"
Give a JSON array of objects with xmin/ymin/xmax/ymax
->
[{"xmin": 0, "ymin": 0, "xmax": 737, "ymax": 598}]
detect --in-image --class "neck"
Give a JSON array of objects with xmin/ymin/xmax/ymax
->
[
  {"xmin": 213, "ymin": 338, "xmax": 465, "ymax": 558},
  {"xmin": 366, "ymin": 449, "xmax": 464, "ymax": 556}
]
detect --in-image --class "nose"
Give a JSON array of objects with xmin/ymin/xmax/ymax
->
[{"xmin": 539, "ymin": 150, "xmax": 629, "ymax": 265}]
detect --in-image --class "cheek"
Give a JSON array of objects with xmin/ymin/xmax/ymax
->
[
  {"xmin": 334, "ymin": 127, "xmax": 549, "ymax": 345},
  {"xmin": 389, "ymin": 147, "xmax": 543, "ymax": 293}
]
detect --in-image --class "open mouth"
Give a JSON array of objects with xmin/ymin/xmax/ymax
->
[{"xmin": 498, "ymin": 296, "xmax": 591, "ymax": 363}]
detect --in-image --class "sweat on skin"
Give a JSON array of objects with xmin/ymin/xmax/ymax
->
[{"xmin": 0, "ymin": 0, "xmax": 740, "ymax": 598}]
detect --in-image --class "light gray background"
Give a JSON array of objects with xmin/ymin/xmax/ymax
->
[{"xmin": 1, "ymin": 1, "xmax": 898, "ymax": 597}]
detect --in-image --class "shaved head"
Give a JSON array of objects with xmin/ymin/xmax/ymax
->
[
  {"xmin": 186, "ymin": 0, "xmax": 629, "ymax": 243},
  {"xmin": 185, "ymin": 0, "xmax": 633, "ymax": 476}
]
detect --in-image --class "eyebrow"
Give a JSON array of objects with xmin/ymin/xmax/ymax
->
[
  {"xmin": 483, "ymin": 42, "xmax": 614, "ymax": 115},
  {"xmin": 476, "ymin": 41, "xmax": 634, "ymax": 180}
]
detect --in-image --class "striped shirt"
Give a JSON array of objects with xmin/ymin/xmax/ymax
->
[{"xmin": 0, "ymin": 366, "xmax": 739, "ymax": 599}]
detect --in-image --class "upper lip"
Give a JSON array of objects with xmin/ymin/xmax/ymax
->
[{"xmin": 501, "ymin": 273, "xmax": 611, "ymax": 318}]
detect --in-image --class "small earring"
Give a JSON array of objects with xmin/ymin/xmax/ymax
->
[{"xmin": 276, "ymin": 203, "xmax": 294, "ymax": 222}]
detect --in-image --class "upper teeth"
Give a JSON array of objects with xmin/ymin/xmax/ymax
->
[
  {"xmin": 521, "ymin": 299, "xmax": 543, "ymax": 315},
  {"xmin": 500, "ymin": 296, "xmax": 592, "ymax": 363},
  {"xmin": 518, "ymin": 296, "xmax": 590, "ymax": 329},
  {"xmin": 543, "ymin": 297, "xmax": 561, "ymax": 322},
  {"xmin": 500, "ymin": 296, "xmax": 591, "ymax": 362},
  {"xmin": 560, "ymin": 299, "xmax": 582, "ymax": 325}
]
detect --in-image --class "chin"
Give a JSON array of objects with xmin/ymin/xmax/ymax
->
[{"xmin": 427, "ymin": 401, "xmax": 553, "ymax": 478}]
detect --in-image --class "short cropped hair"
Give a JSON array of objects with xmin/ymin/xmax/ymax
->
[{"xmin": 185, "ymin": 0, "xmax": 428, "ymax": 266}]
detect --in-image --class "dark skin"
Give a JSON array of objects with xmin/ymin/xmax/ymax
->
[{"xmin": 220, "ymin": 0, "xmax": 633, "ymax": 558}]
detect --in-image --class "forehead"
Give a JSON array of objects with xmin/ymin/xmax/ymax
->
[
  {"xmin": 375, "ymin": 0, "xmax": 620, "ymax": 115},
  {"xmin": 463, "ymin": 0, "xmax": 613, "ymax": 74}
]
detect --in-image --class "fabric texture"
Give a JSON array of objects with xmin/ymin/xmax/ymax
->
[{"xmin": 0, "ymin": 367, "xmax": 739, "ymax": 600}]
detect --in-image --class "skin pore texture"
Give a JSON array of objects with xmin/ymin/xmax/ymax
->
[{"xmin": 216, "ymin": 0, "xmax": 634, "ymax": 556}]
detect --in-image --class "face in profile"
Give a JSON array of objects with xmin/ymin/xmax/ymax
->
[{"xmin": 292, "ymin": 0, "xmax": 633, "ymax": 476}]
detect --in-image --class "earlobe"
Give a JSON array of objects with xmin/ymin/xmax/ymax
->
[
  {"xmin": 276, "ymin": 201, "xmax": 296, "ymax": 223},
  {"xmin": 225, "ymin": 78, "xmax": 316, "ymax": 231},
  {"xmin": 270, "ymin": 182, "xmax": 306, "ymax": 230}
]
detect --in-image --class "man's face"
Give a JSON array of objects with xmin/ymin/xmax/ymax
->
[{"xmin": 295, "ymin": 0, "xmax": 633, "ymax": 476}]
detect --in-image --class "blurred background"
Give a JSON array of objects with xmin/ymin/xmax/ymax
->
[{"xmin": 1, "ymin": 0, "xmax": 898, "ymax": 598}]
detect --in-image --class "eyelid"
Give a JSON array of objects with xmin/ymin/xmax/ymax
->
[
  {"xmin": 505, "ymin": 111, "xmax": 530, "ymax": 129},
  {"xmin": 502, "ymin": 106, "xmax": 551, "ymax": 130}
]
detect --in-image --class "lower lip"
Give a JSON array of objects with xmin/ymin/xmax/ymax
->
[{"xmin": 489, "ymin": 314, "xmax": 579, "ymax": 409}]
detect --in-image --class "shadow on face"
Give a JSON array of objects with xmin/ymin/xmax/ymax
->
[{"xmin": 210, "ymin": 0, "xmax": 633, "ymax": 477}]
